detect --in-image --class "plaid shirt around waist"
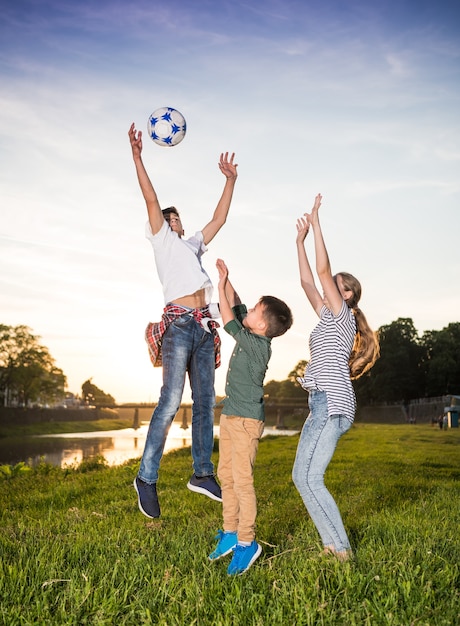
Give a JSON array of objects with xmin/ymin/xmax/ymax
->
[{"xmin": 145, "ymin": 304, "xmax": 221, "ymax": 369}]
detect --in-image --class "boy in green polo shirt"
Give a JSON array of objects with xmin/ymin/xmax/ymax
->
[{"xmin": 209, "ymin": 258, "xmax": 293, "ymax": 575}]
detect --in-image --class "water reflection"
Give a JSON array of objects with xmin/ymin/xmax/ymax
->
[
  {"xmin": 40, "ymin": 422, "xmax": 207, "ymax": 468},
  {"xmin": 0, "ymin": 422, "xmax": 298, "ymax": 469}
]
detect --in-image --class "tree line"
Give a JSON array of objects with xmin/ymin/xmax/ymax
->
[
  {"xmin": 1, "ymin": 319, "xmax": 459, "ymax": 409},
  {"xmin": 264, "ymin": 318, "xmax": 460, "ymax": 405},
  {"xmin": 0, "ymin": 325, "xmax": 114, "ymax": 407}
]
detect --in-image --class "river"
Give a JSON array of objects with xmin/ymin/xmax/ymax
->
[{"xmin": 0, "ymin": 422, "xmax": 299, "ymax": 469}]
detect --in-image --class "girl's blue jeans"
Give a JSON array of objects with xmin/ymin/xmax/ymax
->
[
  {"xmin": 139, "ymin": 313, "xmax": 216, "ymax": 484},
  {"xmin": 292, "ymin": 389, "xmax": 352, "ymax": 552}
]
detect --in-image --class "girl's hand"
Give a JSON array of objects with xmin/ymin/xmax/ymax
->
[
  {"xmin": 296, "ymin": 216, "xmax": 310, "ymax": 245},
  {"xmin": 306, "ymin": 193, "xmax": 322, "ymax": 226}
]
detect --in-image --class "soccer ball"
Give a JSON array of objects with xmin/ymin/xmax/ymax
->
[{"xmin": 147, "ymin": 107, "xmax": 187, "ymax": 147}]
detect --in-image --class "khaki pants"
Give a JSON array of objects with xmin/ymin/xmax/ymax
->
[{"xmin": 217, "ymin": 414, "xmax": 264, "ymax": 543}]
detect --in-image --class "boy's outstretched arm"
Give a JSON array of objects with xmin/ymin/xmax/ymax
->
[
  {"xmin": 216, "ymin": 259, "xmax": 241, "ymax": 325},
  {"xmin": 202, "ymin": 153, "xmax": 238, "ymax": 245},
  {"xmin": 128, "ymin": 123, "xmax": 164, "ymax": 235}
]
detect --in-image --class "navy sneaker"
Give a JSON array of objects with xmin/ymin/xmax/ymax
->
[
  {"xmin": 133, "ymin": 476, "xmax": 160, "ymax": 518},
  {"xmin": 208, "ymin": 530, "xmax": 238, "ymax": 561},
  {"xmin": 187, "ymin": 474, "xmax": 222, "ymax": 502},
  {"xmin": 227, "ymin": 541, "xmax": 262, "ymax": 575}
]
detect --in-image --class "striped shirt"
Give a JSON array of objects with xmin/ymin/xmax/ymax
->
[{"xmin": 297, "ymin": 300, "xmax": 357, "ymax": 422}]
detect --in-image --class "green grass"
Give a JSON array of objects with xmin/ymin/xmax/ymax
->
[{"xmin": 1, "ymin": 424, "xmax": 459, "ymax": 625}]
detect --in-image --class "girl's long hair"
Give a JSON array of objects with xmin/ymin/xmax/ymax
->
[{"xmin": 337, "ymin": 272, "xmax": 380, "ymax": 380}]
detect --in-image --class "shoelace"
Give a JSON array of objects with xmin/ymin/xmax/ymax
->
[{"xmin": 232, "ymin": 545, "xmax": 247, "ymax": 565}]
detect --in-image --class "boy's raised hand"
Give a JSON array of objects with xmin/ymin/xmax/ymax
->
[
  {"xmin": 216, "ymin": 258, "xmax": 236, "ymax": 323},
  {"xmin": 216, "ymin": 258, "xmax": 229, "ymax": 283},
  {"xmin": 218, "ymin": 153, "xmax": 238, "ymax": 179},
  {"xmin": 128, "ymin": 123, "xmax": 143, "ymax": 158}
]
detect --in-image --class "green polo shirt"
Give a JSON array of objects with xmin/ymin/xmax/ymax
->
[{"xmin": 222, "ymin": 304, "xmax": 272, "ymax": 421}]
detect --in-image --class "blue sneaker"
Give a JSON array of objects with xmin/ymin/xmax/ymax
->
[
  {"xmin": 208, "ymin": 530, "xmax": 238, "ymax": 561},
  {"xmin": 133, "ymin": 476, "xmax": 160, "ymax": 519},
  {"xmin": 227, "ymin": 541, "xmax": 262, "ymax": 575},
  {"xmin": 187, "ymin": 473, "xmax": 222, "ymax": 502}
]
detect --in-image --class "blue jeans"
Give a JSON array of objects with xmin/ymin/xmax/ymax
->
[
  {"xmin": 139, "ymin": 313, "xmax": 216, "ymax": 484},
  {"xmin": 292, "ymin": 389, "xmax": 352, "ymax": 552}
]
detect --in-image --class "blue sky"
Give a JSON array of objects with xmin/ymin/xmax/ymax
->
[{"xmin": 1, "ymin": 0, "xmax": 459, "ymax": 403}]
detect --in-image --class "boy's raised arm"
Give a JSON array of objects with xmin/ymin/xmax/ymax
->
[
  {"xmin": 128, "ymin": 123, "xmax": 165, "ymax": 235},
  {"xmin": 216, "ymin": 258, "xmax": 241, "ymax": 325},
  {"xmin": 202, "ymin": 153, "xmax": 238, "ymax": 245}
]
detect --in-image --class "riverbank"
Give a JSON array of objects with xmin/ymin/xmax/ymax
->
[
  {"xmin": 0, "ymin": 415, "xmax": 135, "ymax": 438},
  {"xmin": 0, "ymin": 404, "xmax": 304, "ymax": 439},
  {"xmin": 0, "ymin": 421, "xmax": 299, "ymax": 469},
  {"xmin": 1, "ymin": 424, "xmax": 459, "ymax": 625}
]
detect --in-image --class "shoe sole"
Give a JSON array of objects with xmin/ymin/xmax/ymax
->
[
  {"xmin": 187, "ymin": 481, "xmax": 223, "ymax": 502},
  {"xmin": 229, "ymin": 543, "xmax": 262, "ymax": 576},
  {"xmin": 133, "ymin": 477, "xmax": 160, "ymax": 519}
]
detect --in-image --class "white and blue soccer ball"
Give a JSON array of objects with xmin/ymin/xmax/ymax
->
[{"xmin": 147, "ymin": 107, "xmax": 187, "ymax": 147}]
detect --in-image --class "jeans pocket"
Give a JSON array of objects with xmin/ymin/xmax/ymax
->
[
  {"xmin": 331, "ymin": 414, "xmax": 352, "ymax": 435},
  {"xmin": 173, "ymin": 314, "xmax": 193, "ymax": 328}
]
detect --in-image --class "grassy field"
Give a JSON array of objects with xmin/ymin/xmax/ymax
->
[{"xmin": 1, "ymin": 424, "xmax": 459, "ymax": 625}]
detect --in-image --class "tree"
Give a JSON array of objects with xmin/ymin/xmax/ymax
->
[
  {"xmin": 288, "ymin": 360, "xmax": 309, "ymax": 382},
  {"xmin": 0, "ymin": 324, "xmax": 66, "ymax": 406},
  {"xmin": 421, "ymin": 323, "xmax": 460, "ymax": 396},
  {"xmin": 264, "ymin": 360, "xmax": 309, "ymax": 400},
  {"xmin": 263, "ymin": 319, "xmax": 460, "ymax": 407},
  {"xmin": 354, "ymin": 318, "xmax": 426, "ymax": 404},
  {"xmin": 81, "ymin": 379, "xmax": 115, "ymax": 406}
]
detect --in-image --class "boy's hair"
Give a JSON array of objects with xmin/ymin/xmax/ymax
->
[
  {"xmin": 259, "ymin": 296, "xmax": 293, "ymax": 338},
  {"xmin": 162, "ymin": 206, "xmax": 180, "ymax": 218}
]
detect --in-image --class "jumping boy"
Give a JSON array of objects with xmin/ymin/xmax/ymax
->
[
  {"xmin": 209, "ymin": 258, "xmax": 293, "ymax": 575},
  {"xmin": 128, "ymin": 123, "xmax": 238, "ymax": 519}
]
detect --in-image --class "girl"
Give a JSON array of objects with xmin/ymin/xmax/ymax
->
[{"xmin": 292, "ymin": 194, "xmax": 379, "ymax": 560}]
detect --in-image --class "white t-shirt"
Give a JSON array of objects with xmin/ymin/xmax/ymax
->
[{"xmin": 145, "ymin": 220, "xmax": 213, "ymax": 305}]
